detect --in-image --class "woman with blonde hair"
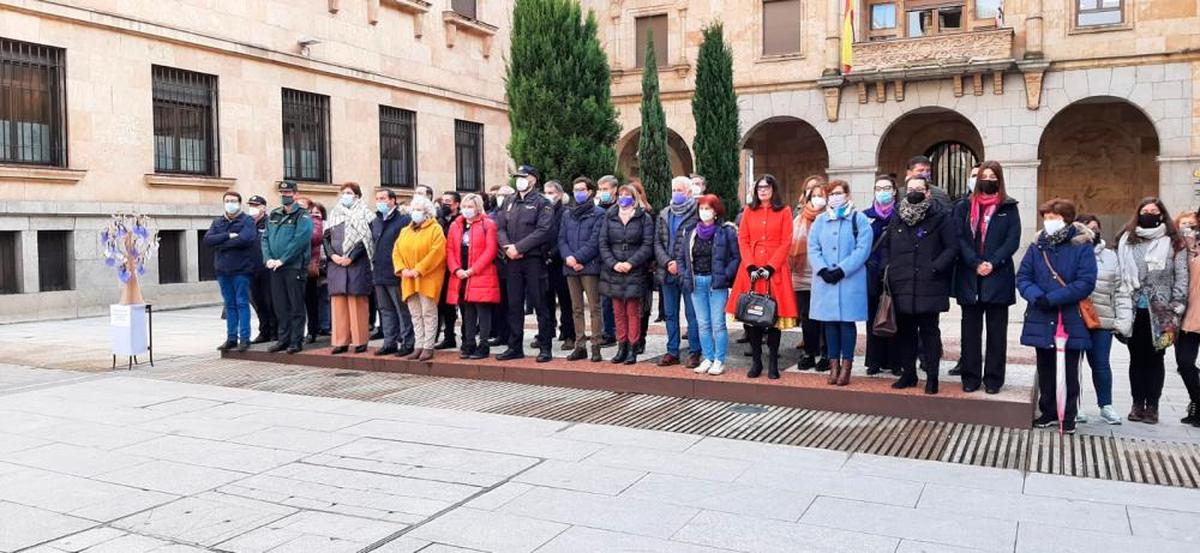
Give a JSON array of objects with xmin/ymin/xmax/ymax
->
[
  {"xmin": 393, "ymin": 195, "xmax": 447, "ymax": 362},
  {"xmin": 445, "ymin": 193, "xmax": 501, "ymax": 360}
]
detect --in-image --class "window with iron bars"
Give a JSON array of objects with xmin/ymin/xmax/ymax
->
[
  {"xmin": 282, "ymin": 88, "xmax": 331, "ymax": 183},
  {"xmin": 0, "ymin": 37, "xmax": 67, "ymax": 167},
  {"xmin": 380, "ymin": 106, "xmax": 416, "ymax": 188},
  {"xmin": 454, "ymin": 120, "xmax": 483, "ymax": 192},
  {"xmin": 152, "ymin": 66, "xmax": 219, "ymax": 176}
]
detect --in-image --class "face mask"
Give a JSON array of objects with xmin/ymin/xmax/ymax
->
[
  {"xmin": 810, "ymin": 196, "xmax": 827, "ymax": 209},
  {"xmin": 918, "ymin": 171, "xmax": 932, "ymax": 181},
  {"xmin": 281, "ymin": 195, "xmax": 295, "ymax": 206},
  {"xmin": 967, "ymin": 177, "xmax": 977, "ymax": 193},
  {"xmin": 574, "ymin": 191, "xmax": 590, "ymax": 204},
  {"xmin": 440, "ymin": 204, "xmax": 453, "ymax": 217},
  {"xmin": 618, "ymin": 196, "xmax": 635, "ymax": 208},
  {"xmin": 462, "ymin": 207, "xmax": 477, "ymax": 219},
  {"xmin": 310, "ymin": 212, "xmax": 322, "ymax": 221},
  {"xmin": 224, "ymin": 202, "xmax": 240, "ymax": 215},
  {"xmin": 906, "ymin": 191, "xmax": 926, "ymax": 204},
  {"xmin": 1043, "ymin": 219, "xmax": 1065, "ymax": 235},
  {"xmin": 1183, "ymin": 227, "xmax": 1197, "ymax": 239},
  {"xmin": 377, "ymin": 202, "xmax": 390, "ymax": 215},
  {"xmin": 247, "ymin": 206, "xmax": 261, "ymax": 218},
  {"xmin": 672, "ymin": 191, "xmax": 688, "ymax": 205},
  {"xmin": 340, "ymin": 194, "xmax": 355, "ymax": 208},
  {"xmin": 827, "ymin": 193, "xmax": 846, "ymax": 209},
  {"xmin": 515, "ymin": 177, "xmax": 530, "ymax": 192},
  {"xmin": 411, "ymin": 211, "xmax": 427, "ymax": 224},
  {"xmin": 690, "ymin": 184, "xmax": 703, "ymax": 197},
  {"xmin": 1138, "ymin": 213, "xmax": 1162, "ymax": 229},
  {"xmin": 978, "ymin": 179, "xmax": 999, "ymax": 195},
  {"xmin": 598, "ymin": 191, "xmax": 613, "ymax": 204},
  {"xmin": 698, "ymin": 208, "xmax": 714, "ymax": 223},
  {"xmin": 496, "ymin": 196, "xmax": 507, "ymax": 209},
  {"xmin": 875, "ymin": 190, "xmax": 894, "ymax": 205},
  {"xmin": 544, "ymin": 194, "xmax": 558, "ymax": 204}
]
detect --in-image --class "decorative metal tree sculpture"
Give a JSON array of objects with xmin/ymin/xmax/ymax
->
[{"xmin": 100, "ymin": 214, "xmax": 160, "ymax": 305}]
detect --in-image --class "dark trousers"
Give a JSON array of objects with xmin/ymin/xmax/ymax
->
[
  {"xmin": 304, "ymin": 278, "xmax": 326, "ymax": 338},
  {"xmin": 795, "ymin": 290, "xmax": 824, "ymax": 358},
  {"xmin": 505, "ymin": 256, "xmax": 552, "ymax": 351},
  {"xmin": 438, "ymin": 273, "xmax": 457, "ymax": 342},
  {"xmin": 492, "ymin": 272, "xmax": 510, "ymax": 341},
  {"xmin": 864, "ymin": 291, "xmax": 897, "ymax": 370},
  {"xmin": 896, "ymin": 312, "xmax": 941, "ymax": 372},
  {"xmin": 376, "ymin": 285, "xmax": 414, "ymax": 350},
  {"xmin": 601, "ymin": 295, "xmax": 616, "ymax": 338},
  {"xmin": 960, "ymin": 303, "xmax": 1009, "ymax": 390},
  {"xmin": 461, "ymin": 302, "xmax": 494, "ymax": 350},
  {"xmin": 251, "ymin": 269, "xmax": 276, "ymax": 338},
  {"xmin": 269, "ymin": 268, "xmax": 307, "ymax": 347},
  {"xmin": 1175, "ymin": 331, "xmax": 1200, "ymax": 405},
  {"xmin": 545, "ymin": 259, "xmax": 576, "ymax": 341},
  {"xmin": 1127, "ymin": 308, "xmax": 1167, "ymax": 408},
  {"xmin": 1036, "ymin": 347, "xmax": 1081, "ymax": 423}
]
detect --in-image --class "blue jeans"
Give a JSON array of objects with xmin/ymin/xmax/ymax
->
[
  {"xmin": 601, "ymin": 295, "xmax": 615, "ymax": 338},
  {"xmin": 1084, "ymin": 328, "xmax": 1114, "ymax": 407},
  {"xmin": 690, "ymin": 275, "xmax": 730, "ymax": 363},
  {"xmin": 824, "ymin": 321, "xmax": 857, "ymax": 361},
  {"xmin": 662, "ymin": 281, "xmax": 700, "ymax": 357},
  {"xmin": 217, "ymin": 274, "xmax": 253, "ymax": 342}
]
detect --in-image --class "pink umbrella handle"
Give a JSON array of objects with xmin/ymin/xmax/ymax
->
[{"xmin": 1054, "ymin": 311, "xmax": 1068, "ymax": 434}]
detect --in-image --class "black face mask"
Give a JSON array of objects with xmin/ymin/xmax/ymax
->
[
  {"xmin": 977, "ymin": 179, "xmax": 1000, "ymax": 195},
  {"xmin": 906, "ymin": 191, "xmax": 926, "ymax": 204},
  {"xmin": 1138, "ymin": 213, "xmax": 1163, "ymax": 229},
  {"xmin": 440, "ymin": 205, "xmax": 454, "ymax": 217}
]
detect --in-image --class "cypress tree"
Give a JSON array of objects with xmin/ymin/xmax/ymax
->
[
  {"xmin": 637, "ymin": 32, "xmax": 672, "ymax": 209},
  {"xmin": 506, "ymin": 0, "xmax": 620, "ymax": 185},
  {"xmin": 691, "ymin": 22, "xmax": 741, "ymax": 218}
]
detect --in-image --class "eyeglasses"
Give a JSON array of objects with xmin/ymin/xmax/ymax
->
[{"xmin": 755, "ymin": 184, "xmax": 772, "ymax": 190}]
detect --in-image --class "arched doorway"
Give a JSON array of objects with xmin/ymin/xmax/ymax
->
[
  {"xmin": 617, "ymin": 128, "xmax": 694, "ymax": 180},
  {"xmin": 1038, "ymin": 97, "xmax": 1160, "ymax": 241},
  {"xmin": 877, "ymin": 108, "xmax": 983, "ymax": 200},
  {"xmin": 740, "ymin": 117, "xmax": 829, "ymax": 206}
]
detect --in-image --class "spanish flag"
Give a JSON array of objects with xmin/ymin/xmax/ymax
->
[{"xmin": 841, "ymin": 0, "xmax": 854, "ymax": 73}]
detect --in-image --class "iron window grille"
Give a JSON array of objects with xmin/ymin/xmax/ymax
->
[
  {"xmin": 196, "ymin": 229, "xmax": 216, "ymax": 282},
  {"xmin": 0, "ymin": 231, "xmax": 18, "ymax": 294},
  {"xmin": 152, "ymin": 65, "xmax": 219, "ymax": 175},
  {"xmin": 282, "ymin": 88, "xmax": 331, "ymax": 183},
  {"xmin": 37, "ymin": 230, "xmax": 72, "ymax": 292},
  {"xmin": 157, "ymin": 230, "xmax": 185, "ymax": 284},
  {"xmin": 0, "ymin": 37, "xmax": 67, "ymax": 167},
  {"xmin": 454, "ymin": 120, "xmax": 483, "ymax": 192},
  {"xmin": 380, "ymin": 106, "xmax": 417, "ymax": 188}
]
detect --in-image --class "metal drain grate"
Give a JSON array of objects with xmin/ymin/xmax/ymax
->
[{"xmin": 145, "ymin": 357, "xmax": 1200, "ymax": 489}]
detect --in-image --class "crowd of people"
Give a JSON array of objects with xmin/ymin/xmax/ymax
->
[{"xmin": 205, "ymin": 156, "xmax": 1200, "ymax": 433}]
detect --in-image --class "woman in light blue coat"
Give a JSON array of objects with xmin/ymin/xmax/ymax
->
[{"xmin": 808, "ymin": 179, "xmax": 874, "ymax": 385}]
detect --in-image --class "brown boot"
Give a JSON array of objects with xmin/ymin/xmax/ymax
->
[
  {"xmin": 418, "ymin": 349, "xmax": 435, "ymax": 362},
  {"xmin": 827, "ymin": 360, "xmax": 840, "ymax": 385},
  {"xmin": 837, "ymin": 359, "xmax": 852, "ymax": 386},
  {"xmin": 1143, "ymin": 405, "xmax": 1159, "ymax": 424},
  {"xmin": 403, "ymin": 348, "xmax": 424, "ymax": 361},
  {"xmin": 1128, "ymin": 402, "xmax": 1145, "ymax": 422}
]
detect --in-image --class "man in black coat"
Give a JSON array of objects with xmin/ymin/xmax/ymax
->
[
  {"xmin": 495, "ymin": 165, "xmax": 556, "ymax": 363},
  {"xmin": 540, "ymin": 180, "xmax": 576, "ymax": 351},
  {"xmin": 371, "ymin": 188, "xmax": 414, "ymax": 356},
  {"xmin": 434, "ymin": 191, "xmax": 461, "ymax": 350},
  {"xmin": 246, "ymin": 195, "xmax": 276, "ymax": 343}
]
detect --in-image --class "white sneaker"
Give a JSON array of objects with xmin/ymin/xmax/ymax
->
[
  {"xmin": 1099, "ymin": 405, "xmax": 1123, "ymax": 425},
  {"xmin": 695, "ymin": 359, "xmax": 713, "ymax": 374},
  {"xmin": 707, "ymin": 360, "xmax": 725, "ymax": 376},
  {"xmin": 1076, "ymin": 412, "xmax": 1088, "ymax": 423}
]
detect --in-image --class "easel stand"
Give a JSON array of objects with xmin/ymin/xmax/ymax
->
[{"xmin": 111, "ymin": 303, "xmax": 154, "ymax": 370}]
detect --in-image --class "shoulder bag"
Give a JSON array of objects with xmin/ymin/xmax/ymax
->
[{"xmin": 872, "ymin": 265, "xmax": 898, "ymax": 337}]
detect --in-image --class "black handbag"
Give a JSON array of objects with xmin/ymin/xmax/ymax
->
[{"xmin": 735, "ymin": 273, "xmax": 779, "ymax": 328}]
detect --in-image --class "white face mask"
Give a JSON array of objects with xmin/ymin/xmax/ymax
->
[
  {"xmin": 247, "ymin": 206, "xmax": 261, "ymax": 218},
  {"xmin": 411, "ymin": 211, "xmax": 427, "ymax": 224},
  {"xmin": 515, "ymin": 177, "xmax": 530, "ymax": 192},
  {"xmin": 496, "ymin": 195, "xmax": 508, "ymax": 208},
  {"xmin": 461, "ymin": 207, "xmax": 477, "ymax": 219},
  {"xmin": 340, "ymin": 194, "xmax": 355, "ymax": 208},
  {"xmin": 224, "ymin": 201, "xmax": 240, "ymax": 215},
  {"xmin": 698, "ymin": 208, "xmax": 715, "ymax": 223},
  {"xmin": 810, "ymin": 196, "xmax": 827, "ymax": 210},
  {"xmin": 828, "ymin": 193, "xmax": 847, "ymax": 209},
  {"xmin": 1042, "ymin": 219, "xmax": 1065, "ymax": 235}
]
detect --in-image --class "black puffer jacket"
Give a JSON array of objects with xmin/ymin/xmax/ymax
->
[
  {"xmin": 599, "ymin": 207, "xmax": 655, "ymax": 300},
  {"xmin": 882, "ymin": 202, "xmax": 959, "ymax": 315}
]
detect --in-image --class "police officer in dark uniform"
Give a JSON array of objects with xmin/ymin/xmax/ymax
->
[{"xmin": 495, "ymin": 165, "xmax": 556, "ymax": 363}]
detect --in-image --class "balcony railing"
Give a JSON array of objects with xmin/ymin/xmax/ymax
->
[{"xmin": 849, "ymin": 28, "xmax": 1015, "ymax": 80}]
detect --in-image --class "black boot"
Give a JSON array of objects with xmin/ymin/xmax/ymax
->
[
  {"xmin": 767, "ymin": 356, "xmax": 780, "ymax": 379},
  {"xmin": 634, "ymin": 338, "xmax": 646, "ymax": 355},
  {"xmin": 796, "ymin": 353, "xmax": 815, "ymax": 371},
  {"xmin": 815, "ymin": 358, "xmax": 831, "ymax": 372},
  {"xmin": 590, "ymin": 345, "xmax": 602, "ymax": 362},
  {"xmin": 892, "ymin": 367, "xmax": 918, "ymax": 389},
  {"xmin": 623, "ymin": 348, "xmax": 638, "ymax": 365},
  {"xmin": 267, "ymin": 342, "xmax": 288, "ymax": 353},
  {"xmin": 766, "ymin": 329, "xmax": 781, "ymax": 379},
  {"xmin": 746, "ymin": 329, "xmax": 764, "ymax": 378},
  {"xmin": 566, "ymin": 346, "xmax": 588, "ymax": 361},
  {"xmin": 467, "ymin": 345, "xmax": 489, "ymax": 360},
  {"xmin": 536, "ymin": 346, "xmax": 552, "ymax": 363},
  {"xmin": 217, "ymin": 339, "xmax": 236, "ymax": 352},
  {"xmin": 611, "ymin": 342, "xmax": 629, "ymax": 364},
  {"xmin": 434, "ymin": 336, "xmax": 457, "ymax": 350},
  {"xmin": 925, "ymin": 367, "xmax": 939, "ymax": 395},
  {"xmin": 747, "ymin": 358, "xmax": 763, "ymax": 378},
  {"xmin": 330, "ymin": 346, "xmax": 349, "ymax": 355},
  {"xmin": 1182, "ymin": 401, "xmax": 1199, "ymax": 426}
]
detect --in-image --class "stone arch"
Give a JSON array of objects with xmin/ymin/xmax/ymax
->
[
  {"xmin": 616, "ymin": 127, "xmax": 694, "ymax": 180},
  {"xmin": 740, "ymin": 116, "xmax": 830, "ymax": 206},
  {"xmin": 1038, "ymin": 96, "xmax": 1160, "ymax": 241},
  {"xmin": 876, "ymin": 106, "xmax": 984, "ymax": 200}
]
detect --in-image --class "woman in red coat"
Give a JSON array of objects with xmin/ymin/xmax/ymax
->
[
  {"xmin": 726, "ymin": 174, "xmax": 799, "ymax": 379},
  {"xmin": 446, "ymin": 193, "xmax": 501, "ymax": 360}
]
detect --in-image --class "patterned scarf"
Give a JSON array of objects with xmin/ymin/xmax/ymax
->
[
  {"xmin": 898, "ymin": 198, "xmax": 931, "ymax": 227},
  {"xmin": 327, "ymin": 199, "xmax": 376, "ymax": 262}
]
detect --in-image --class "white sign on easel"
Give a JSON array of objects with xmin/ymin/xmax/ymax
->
[{"xmin": 111, "ymin": 304, "xmax": 148, "ymax": 357}]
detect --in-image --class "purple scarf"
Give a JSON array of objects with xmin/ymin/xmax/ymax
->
[
  {"xmin": 873, "ymin": 201, "xmax": 894, "ymax": 220},
  {"xmin": 696, "ymin": 221, "xmax": 717, "ymax": 241}
]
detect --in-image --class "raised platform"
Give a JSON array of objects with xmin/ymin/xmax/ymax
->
[{"xmin": 224, "ymin": 346, "xmax": 1036, "ymax": 428}]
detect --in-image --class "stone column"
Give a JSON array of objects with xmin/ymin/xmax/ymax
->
[
  {"xmin": 1158, "ymin": 155, "xmax": 1200, "ymax": 211},
  {"xmin": 825, "ymin": 165, "xmax": 877, "ymax": 206},
  {"xmin": 676, "ymin": 6, "xmax": 688, "ymax": 66},
  {"xmin": 999, "ymin": 160, "xmax": 1041, "ymax": 244},
  {"xmin": 825, "ymin": 0, "xmax": 843, "ymax": 75},
  {"xmin": 1024, "ymin": 0, "xmax": 1044, "ymax": 59},
  {"xmin": 19, "ymin": 228, "xmax": 37, "ymax": 294},
  {"xmin": 184, "ymin": 223, "xmax": 200, "ymax": 283}
]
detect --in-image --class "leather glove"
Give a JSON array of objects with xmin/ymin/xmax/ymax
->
[
  {"xmin": 1034, "ymin": 296, "xmax": 1051, "ymax": 310},
  {"xmin": 827, "ymin": 267, "xmax": 845, "ymax": 284},
  {"xmin": 816, "ymin": 267, "xmax": 830, "ymax": 279},
  {"xmin": 761, "ymin": 266, "xmax": 775, "ymax": 278},
  {"xmin": 819, "ymin": 269, "xmax": 837, "ymax": 284},
  {"xmin": 746, "ymin": 265, "xmax": 760, "ymax": 277}
]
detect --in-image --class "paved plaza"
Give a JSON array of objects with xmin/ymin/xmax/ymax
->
[{"xmin": 0, "ymin": 307, "xmax": 1198, "ymax": 552}]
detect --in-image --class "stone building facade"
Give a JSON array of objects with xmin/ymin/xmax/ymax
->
[
  {"xmin": 0, "ymin": 0, "xmax": 510, "ymax": 322},
  {"xmin": 587, "ymin": 0, "xmax": 1200, "ymax": 243}
]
